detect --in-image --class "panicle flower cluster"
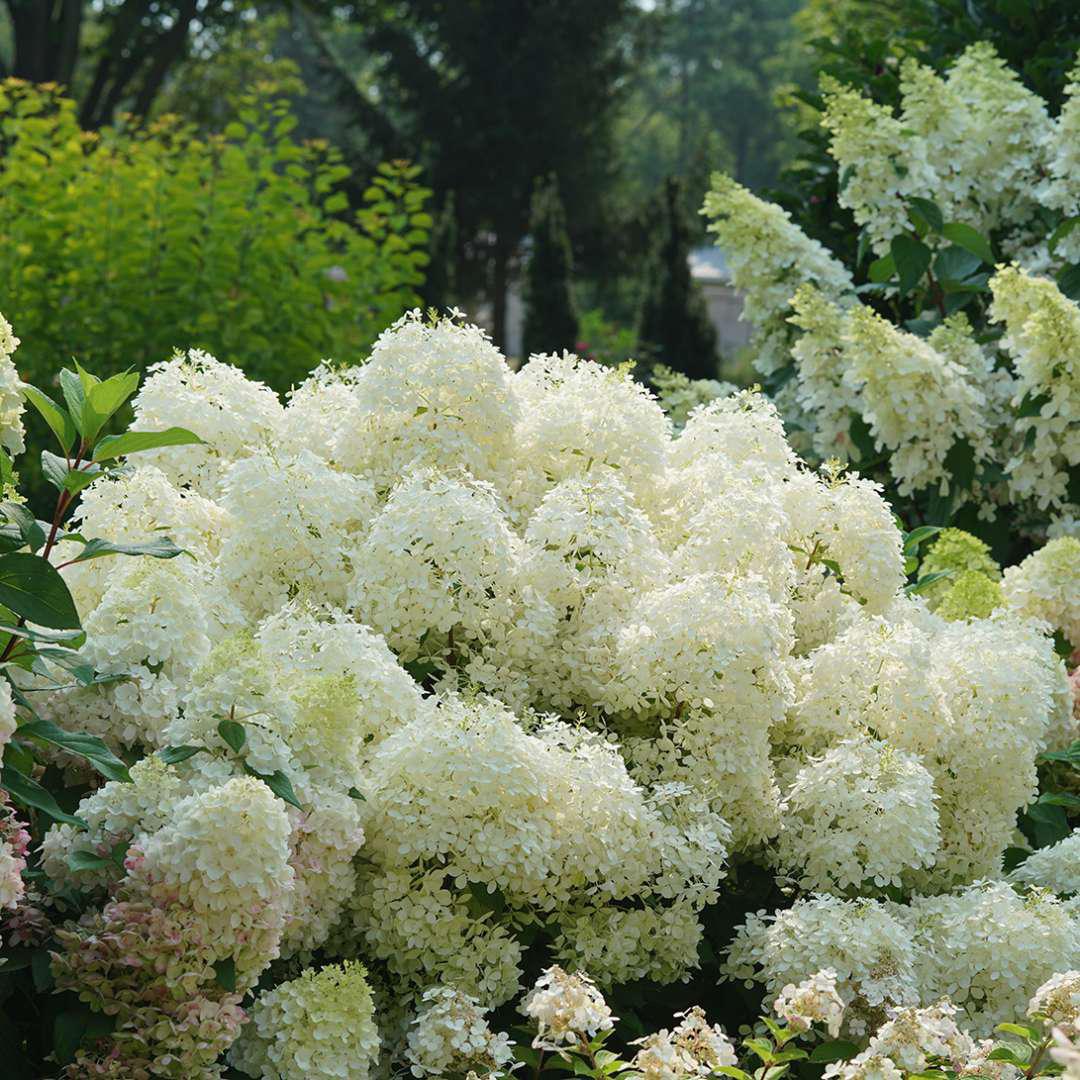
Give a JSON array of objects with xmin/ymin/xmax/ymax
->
[
  {"xmin": 776, "ymin": 737, "xmax": 940, "ymax": 894},
  {"xmin": 774, "ymin": 969, "xmax": 846, "ymax": 1037},
  {"xmin": 729, "ymin": 883, "xmax": 1080, "ymax": 1036},
  {"xmin": 31, "ymin": 309, "xmax": 1077, "ymax": 1071},
  {"xmin": 631, "ymin": 1006, "xmax": 737, "ymax": 1080},
  {"xmin": 404, "ymin": 985, "xmax": 514, "ymax": 1078},
  {"xmin": 701, "ymin": 175, "xmax": 852, "ymax": 379},
  {"xmin": 701, "ymin": 51, "xmax": 1080, "ymax": 527},
  {"xmin": 521, "ymin": 966, "xmax": 615, "ymax": 1050},
  {"xmin": 0, "ymin": 313, "xmax": 25, "ymax": 457},
  {"xmin": 650, "ymin": 364, "xmax": 734, "ymax": 429},
  {"xmin": 229, "ymin": 961, "xmax": 380, "ymax": 1080},
  {"xmin": 1002, "ymin": 537, "xmax": 1080, "ymax": 648},
  {"xmin": 1010, "ymin": 832, "xmax": 1080, "ymax": 897},
  {"xmin": 1027, "ymin": 971, "xmax": 1080, "ymax": 1037},
  {"xmin": 52, "ymin": 778, "xmax": 294, "ymax": 1077}
]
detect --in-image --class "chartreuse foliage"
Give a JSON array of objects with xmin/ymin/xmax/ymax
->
[{"xmin": 0, "ymin": 79, "xmax": 431, "ymax": 509}]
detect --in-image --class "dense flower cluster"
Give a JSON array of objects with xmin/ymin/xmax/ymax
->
[
  {"xmin": 23, "ymin": 311, "xmax": 1075, "ymax": 1073},
  {"xmin": 702, "ymin": 47, "xmax": 1080, "ymax": 531},
  {"xmin": 0, "ymin": 313, "xmax": 24, "ymax": 458},
  {"xmin": 729, "ymin": 882, "xmax": 1080, "ymax": 1035}
]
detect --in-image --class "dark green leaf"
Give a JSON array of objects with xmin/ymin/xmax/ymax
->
[
  {"xmin": 258, "ymin": 769, "xmax": 303, "ymax": 810},
  {"xmin": 92, "ymin": 427, "xmax": 203, "ymax": 462},
  {"xmin": 66, "ymin": 849, "xmax": 113, "ymax": 873},
  {"xmin": 53, "ymin": 1007, "xmax": 114, "ymax": 1066},
  {"xmin": 934, "ymin": 245, "xmax": 982, "ymax": 285},
  {"xmin": 158, "ymin": 745, "xmax": 203, "ymax": 764},
  {"xmin": 987, "ymin": 1046, "xmax": 1029, "ymax": 1067},
  {"xmin": 217, "ymin": 719, "xmax": 246, "ymax": 754},
  {"xmin": 68, "ymin": 536, "xmax": 185, "ymax": 564},
  {"xmin": 0, "ymin": 503, "xmax": 45, "ymax": 553},
  {"xmin": 903, "ymin": 525, "xmax": 943, "ymax": 555},
  {"xmin": 867, "ymin": 252, "xmax": 896, "ymax": 283},
  {"xmin": 1038, "ymin": 791, "xmax": 1080, "ymax": 810},
  {"xmin": 1048, "ymin": 216, "xmax": 1080, "ymax": 255},
  {"xmin": 18, "ymin": 718, "xmax": 130, "ymax": 782},
  {"xmin": 1038, "ymin": 740, "xmax": 1080, "ymax": 766},
  {"xmin": 944, "ymin": 438, "xmax": 976, "ymax": 492},
  {"xmin": 941, "ymin": 222, "xmax": 994, "ymax": 265},
  {"xmin": 347, "ymin": 786, "xmax": 366, "ymax": 800},
  {"xmin": 1, "ymin": 765, "xmax": 85, "ymax": 827},
  {"xmin": 1057, "ymin": 262, "xmax": 1080, "ymax": 301},
  {"xmin": 909, "ymin": 196, "xmax": 944, "ymax": 233},
  {"xmin": 21, "ymin": 385, "xmax": 76, "ymax": 453},
  {"xmin": 31, "ymin": 949, "xmax": 54, "ymax": 992},
  {"xmin": 905, "ymin": 570, "xmax": 953, "ymax": 595},
  {"xmin": 891, "ymin": 235, "xmax": 933, "ymax": 295},
  {"xmin": 1016, "ymin": 391, "xmax": 1051, "ymax": 419},
  {"xmin": 213, "ymin": 957, "xmax": 237, "ymax": 991},
  {"xmin": 0, "ymin": 553, "xmax": 81, "ymax": 628}
]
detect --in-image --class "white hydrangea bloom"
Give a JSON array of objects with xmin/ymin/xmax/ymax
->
[
  {"xmin": 701, "ymin": 175, "xmax": 852, "ymax": 377},
  {"xmin": 864, "ymin": 999, "xmax": 974, "ymax": 1074},
  {"xmin": 905, "ymin": 882, "xmax": 1080, "ymax": 1032},
  {"xmin": 774, "ymin": 969, "xmax": 845, "ymax": 1036},
  {"xmin": 0, "ymin": 679, "xmax": 15, "ymax": 752},
  {"xmin": 631, "ymin": 1006, "xmax": 737, "ymax": 1080},
  {"xmin": 776, "ymin": 737, "xmax": 940, "ymax": 894},
  {"xmin": 0, "ymin": 313, "xmax": 25, "ymax": 456},
  {"xmin": 726, "ymin": 896, "xmax": 919, "ymax": 1035},
  {"xmin": 335, "ymin": 311, "xmax": 519, "ymax": 494},
  {"xmin": 1040, "ymin": 63, "xmax": 1080, "ymax": 263},
  {"xmin": 510, "ymin": 351, "xmax": 671, "ymax": 520},
  {"xmin": 129, "ymin": 348, "xmax": 284, "ymax": 497},
  {"xmin": 1027, "ymin": 971, "xmax": 1080, "ymax": 1037},
  {"xmin": 229, "ymin": 961, "xmax": 380, "ymax": 1080},
  {"xmin": 1002, "ymin": 537, "xmax": 1080, "ymax": 647},
  {"xmin": 1052, "ymin": 1028, "xmax": 1080, "ymax": 1080},
  {"xmin": 990, "ymin": 266, "xmax": 1080, "ymax": 512},
  {"xmin": 405, "ymin": 985, "xmax": 514, "ymax": 1078},
  {"xmin": 216, "ymin": 448, "xmax": 377, "ymax": 617},
  {"xmin": 521, "ymin": 966, "xmax": 615, "ymax": 1050},
  {"xmin": 1011, "ymin": 833, "xmax": 1080, "ymax": 897}
]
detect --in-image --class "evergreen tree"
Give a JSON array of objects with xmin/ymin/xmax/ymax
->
[
  {"xmin": 522, "ymin": 175, "xmax": 578, "ymax": 358},
  {"xmin": 422, "ymin": 192, "xmax": 459, "ymax": 311},
  {"xmin": 638, "ymin": 177, "xmax": 718, "ymax": 380}
]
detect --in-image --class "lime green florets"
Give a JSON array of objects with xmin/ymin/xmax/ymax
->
[
  {"xmin": 936, "ymin": 570, "xmax": 1004, "ymax": 622},
  {"xmin": 919, "ymin": 529, "xmax": 1001, "ymax": 609}
]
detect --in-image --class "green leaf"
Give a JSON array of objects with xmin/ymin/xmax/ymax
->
[
  {"xmin": 158, "ymin": 745, "xmax": 203, "ymax": 765},
  {"xmin": 890, "ymin": 235, "xmax": 933, "ymax": 295},
  {"xmin": 1048, "ymin": 215, "xmax": 1080, "ymax": 255},
  {"xmin": 0, "ymin": 553, "xmax": 81, "ymax": 628},
  {"xmin": 1038, "ymin": 740, "xmax": 1080, "ymax": 766},
  {"xmin": 92, "ymin": 427, "xmax": 203, "ymax": 462},
  {"xmin": 867, "ymin": 252, "xmax": 896, "ymax": 283},
  {"xmin": 347, "ymin": 786, "xmax": 366, "ymax": 800},
  {"xmin": 21, "ymin": 385, "xmax": 76, "ymax": 453},
  {"xmin": 66, "ymin": 849, "xmax": 114, "ymax": 873},
  {"xmin": 810, "ymin": 1041, "xmax": 860, "ymax": 1064},
  {"xmin": 1057, "ymin": 261, "xmax": 1080, "ymax": 301},
  {"xmin": 902, "ymin": 525, "xmax": 942, "ymax": 555},
  {"xmin": 18, "ymin": 718, "xmax": 130, "ymax": 782},
  {"xmin": 217, "ymin": 719, "xmax": 246, "ymax": 754},
  {"xmin": 31, "ymin": 948, "xmax": 54, "ymax": 991},
  {"xmin": 934, "ymin": 245, "xmax": 983, "ymax": 286},
  {"xmin": 0, "ymin": 503, "xmax": 45, "ymax": 553},
  {"xmin": 258, "ymin": 769, "xmax": 303, "ymax": 810},
  {"xmin": 944, "ymin": 437, "xmax": 976, "ymax": 492},
  {"xmin": 54, "ymin": 1007, "xmax": 115, "ymax": 1066},
  {"xmin": 213, "ymin": 957, "xmax": 237, "ymax": 992},
  {"xmin": 995, "ymin": 1022, "xmax": 1042, "ymax": 1041},
  {"xmin": 905, "ymin": 570, "xmax": 953, "ymax": 595},
  {"xmin": 41, "ymin": 451, "xmax": 100, "ymax": 495},
  {"xmin": 59, "ymin": 367, "xmax": 103, "ymax": 442},
  {"xmin": 744, "ymin": 1037, "xmax": 776, "ymax": 1063},
  {"xmin": 909, "ymin": 196, "xmax": 944, "ymax": 233},
  {"xmin": 1038, "ymin": 791, "xmax": 1080, "ymax": 810},
  {"xmin": 1, "ymin": 764, "xmax": 85, "ymax": 827},
  {"xmin": 68, "ymin": 536, "xmax": 185, "ymax": 564},
  {"xmin": 987, "ymin": 1046, "xmax": 1029, "ymax": 1066},
  {"xmin": 941, "ymin": 222, "xmax": 994, "ymax": 266},
  {"xmin": 86, "ymin": 370, "xmax": 139, "ymax": 429},
  {"xmin": 714, "ymin": 1069, "xmax": 754, "ymax": 1080}
]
